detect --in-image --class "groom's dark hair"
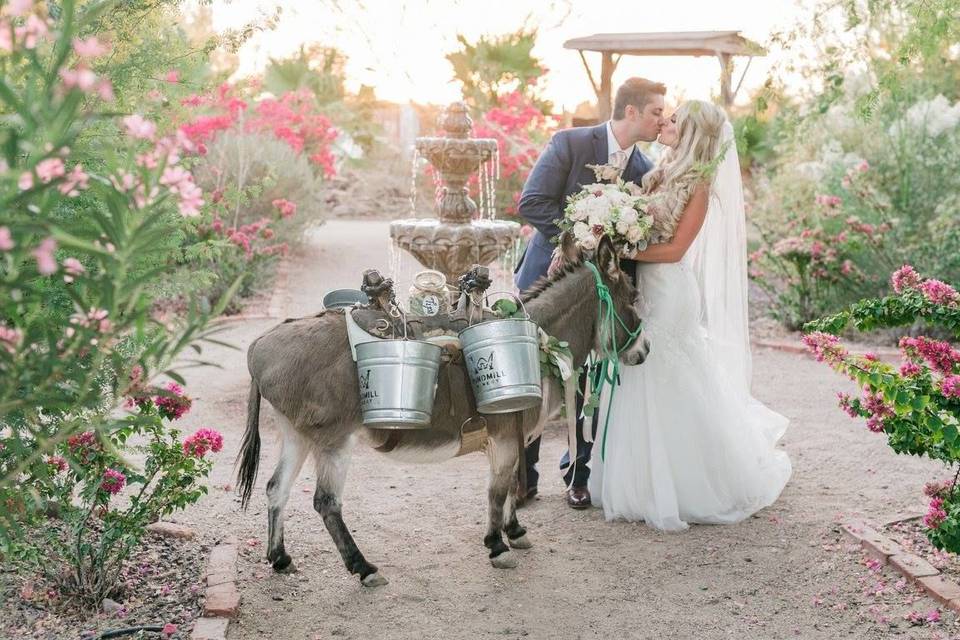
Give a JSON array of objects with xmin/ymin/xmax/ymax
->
[{"xmin": 613, "ymin": 78, "xmax": 667, "ymax": 120}]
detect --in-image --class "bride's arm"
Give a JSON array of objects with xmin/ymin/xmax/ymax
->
[{"xmin": 630, "ymin": 184, "xmax": 709, "ymax": 263}]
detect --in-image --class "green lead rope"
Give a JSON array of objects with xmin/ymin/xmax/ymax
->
[{"xmin": 581, "ymin": 261, "xmax": 644, "ymax": 461}]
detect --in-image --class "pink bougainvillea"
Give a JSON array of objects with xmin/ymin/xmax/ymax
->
[
  {"xmin": 155, "ymin": 382, "xmax": 192, "ymax": 421},
  {"xmin": 182, "ymin": 428, "xmax": 224, "ymax": 458},
  {"xmin": 100, "ymin": 468, "xmax": 126, "ymax": 495}
]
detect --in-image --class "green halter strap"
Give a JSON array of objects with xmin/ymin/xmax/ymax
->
[{"xmin": 582, "ymin": 261, "xmax": 644, "ymax": 460}]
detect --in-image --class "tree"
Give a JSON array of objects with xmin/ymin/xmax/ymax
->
[{"xmin": 446, "ymin": 29, "xmax": 551, "ymax": 115}]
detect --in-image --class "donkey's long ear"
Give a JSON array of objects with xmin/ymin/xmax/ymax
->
[
  {"xmin": 596, "ymin": 235, "xmax": 621, "ymax": 282},
  {"xmin": 555, "ymin": 231, "xmax": 582, "ymax": 267}
]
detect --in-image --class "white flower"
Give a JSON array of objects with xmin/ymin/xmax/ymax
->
[
  {"xmin": 579, "ymin": 234, "xmax": 598, "ymax": 251},
  {"xmin": 572, "ymin": 221, "xmax": 591, "ymax": 241},
  {"xmin": 889, "ymin": 95, "xmax": 960, "ymax": 138},
  {"xmin": 626, "ymin": 226, "xmax": 645, "ymax": 244}
]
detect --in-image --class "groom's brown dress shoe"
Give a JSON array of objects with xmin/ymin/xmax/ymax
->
[{"xmin": 566, "ymin": 487, "xmax": 591, "ymax": 509}]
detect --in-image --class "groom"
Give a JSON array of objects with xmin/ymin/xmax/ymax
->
[{"xmin": 514, "ymin": 77, "xmax": 666, "ymax": 509}]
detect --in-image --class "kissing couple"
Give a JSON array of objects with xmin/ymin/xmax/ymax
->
[{"xmin": 513, "ymin": 77, "xmax": 792, "ymax": 531}]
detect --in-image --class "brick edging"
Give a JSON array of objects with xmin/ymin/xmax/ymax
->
[
  {"xmin": 191, "ymin": 536, "xmax": 240, "ymax": 640},
  {"xmin": 842, "ymin": 520, "xmax": 960, "ymax": 610},
  {"xmin": 754, "ymin": 338, "xmax": 900, "ymax": 359}
]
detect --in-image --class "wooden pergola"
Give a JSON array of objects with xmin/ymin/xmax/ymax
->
[{"xmin": 563, "ymin": 31, "xmax": 765, "ymax": 120}]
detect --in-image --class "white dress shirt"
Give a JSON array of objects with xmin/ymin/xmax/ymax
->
[{"xmin": 606, "ymin": 121, "xmax": 634, "ymax": 172}]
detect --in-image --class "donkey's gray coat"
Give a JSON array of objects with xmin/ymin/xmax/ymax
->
[{"xmin": 236, "ymin": 235, "xmax": 648, "ymax": 586}]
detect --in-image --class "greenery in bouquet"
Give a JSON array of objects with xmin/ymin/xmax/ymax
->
[
  {"xmin": 558, "ymin": 167, "xmax": 652, "ymax": 255},
  {"xmin": 804, "ymin": 266, "xmax": 960, "ymax": 552}
]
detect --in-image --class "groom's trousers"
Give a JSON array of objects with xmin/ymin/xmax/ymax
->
[{"xmin": 524, "ymin": 363, "xmax": 602, "ymax": 490}]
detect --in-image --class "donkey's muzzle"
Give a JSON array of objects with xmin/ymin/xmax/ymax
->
[{"xmin": 621, "ymin": 336, "xmax": 651, "ymax": 366}]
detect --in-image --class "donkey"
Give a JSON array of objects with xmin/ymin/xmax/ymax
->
[{"xmin": 236, "ymin": 234, "xmax": 649, "ymax": 587}]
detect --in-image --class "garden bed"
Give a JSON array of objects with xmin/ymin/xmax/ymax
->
[{"xmin": 1, "ymin": 528, "xmax": 205, "ymax": 640}]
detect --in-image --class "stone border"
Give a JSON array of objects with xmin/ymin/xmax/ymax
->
[
  {"xmin": 191, "ymin": 535, "xmax": 241, "ymax": 640},
  {"xmin": 754, "ymin": 338, "xmax": 900, "ymax": 359},
  {"xmin": 146, "ymin": 524, "xmax": 239, "ymax": 639},
  {"xmin": 842, "ymin": 520, "xmax": 960, "ymax": 610}
]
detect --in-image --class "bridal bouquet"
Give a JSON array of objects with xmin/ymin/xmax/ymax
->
[{"xmin": 558, "ymin": 164, "xmax": 653, "ymax": 254}]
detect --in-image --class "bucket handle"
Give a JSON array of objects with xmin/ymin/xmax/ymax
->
[
  {"xmin": 469, "ymin": 290, "xmax": 531, "ymax": 325},
  {"xmin": 387, "ymin": 301, "xmax": 410, "ymax": 340}
]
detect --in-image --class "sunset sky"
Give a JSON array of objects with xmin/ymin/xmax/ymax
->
[{"xmin": 203, "ymin": 0, "xmax": 828, "ymax": 109}]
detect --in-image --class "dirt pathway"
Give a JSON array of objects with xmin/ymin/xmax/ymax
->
[{"xmin": 173, "ymin": 220, "xmax": 958, "ymax": 640}]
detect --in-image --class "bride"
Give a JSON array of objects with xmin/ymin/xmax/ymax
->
[{"xmin": 587, "ymin": 100, "xmax": 792, "ymax": 531}]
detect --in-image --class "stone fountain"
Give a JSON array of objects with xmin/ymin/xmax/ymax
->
[{"xmin": 390, "ymin": 103, "xmax": 520, "ymax": 288}]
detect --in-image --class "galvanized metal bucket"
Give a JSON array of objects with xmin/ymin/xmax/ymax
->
[
  {"xmin": 355, "ymin": 339, "xmax": 443, "ymax": 429},
  {"xmin": 459, "ymin": 295, "xmax": 542, "ymax": 414}
]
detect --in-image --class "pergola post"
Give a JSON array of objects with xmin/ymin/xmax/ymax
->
[
  {"xmin": 718, "ymin": 52, "xmax": 733, "ymax": 107},
  {"xmin": 598, "ymin": 51, "xmax": 615, "ymax": 121}
]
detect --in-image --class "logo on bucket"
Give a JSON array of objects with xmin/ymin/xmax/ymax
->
[
  {"xmin": 470, "ymin": 350, "xmax": 505, "ymax": 387},
  {"xmin": 359, "ymin": 369, "xmax": 378, "ymax": 406}
]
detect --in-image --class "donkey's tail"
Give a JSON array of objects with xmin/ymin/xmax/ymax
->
[{"xmin": 236, "ymin": 378, "xmax": 262, "ymax": 510}]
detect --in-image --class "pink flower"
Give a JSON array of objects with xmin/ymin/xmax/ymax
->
[
  {"xmin": 0, "ymin": 325, "xmax": 22, "ymax": 354},
  {"xmin": 920, "ymin": 279, "xmax": 960, "ymax": 306},
  {"xmin": 67, "ymin": 431, "xmax": 99, "ymax": 463},
  {"xmin": 891, "ymin": 265, "xmax": 923, "ymax": 294},
  {"xmin": 96, "ymin": 79, "xmax": 114, "ymax": 102},
  {"xmin": 46, "ymin": 455, "xmax": 68, "ymax": 473},
  {"xmin": 32, "ymin": 237, "xmax": 57, "ymax": 275},
  {"xmin": 59, "ymin": 66, "xmax": 98, "ymax": 92},
  {"xmin": 6, "ymin": 0, "xmax": 34, "ymax": 17},
  {"xmin": 840, "ymin": 259, "xmax": 853, "ymax": 275},
  {"xmin": 16, "ymin": 13, "xmax": 48, "ymax": 49},
  {"xmin": 862, "ymin": 391, "xmax": 894, "ymax": 433},
  {"xmin": 837, "ymin": 392, "xmax": 858, "ymax": 417},
  {"xmin": 62, "ymin": 257, "xmax": 84, "ymax": 283},
  {"xmin": 857, "ymin": 160, "xmax": 870, "ymax": 173},
  {"xmin": 0, "ymin": 227, "xmax": 13, "ymax": 251},
  {"xmin": 72, "ymin": 36, "xmax": 108, "ymax": 59},
  {"xmin": 271, "ymin": 198, "xmax": 297, "ymax": 219},
  {"xmin": 899, "ymin": 362, "xmax": 921, "ymax": 377},
  {"xmin": 35, "ymin": 157, "xmax": 65, "ymax": 183},
  {"xmin": 926, "ymin": 609, "xmax": 941, "ymax": 623},
  {"xmin": 18, "ymin": 172, "xmax": 33, "ymax": 191},
  {"xmin": 182, "ymin": 428, "xmax": 224, "ymax": 458},
  {"xmin": 100, "ymin": 468, "xmax": 126, "ymax": 495},
  {"xmin": 164, "ymin": 70, "xmax": 179, "ymax": 83},
  {"xmin": 155, "ymin": 381, "xmax": 192, "ymax": 420},
  {"xmin": 161, "ymin": 623, "xmax": 178, "ymax": 637},
  {"xmin": 122, "ymin": 115, "xmax": 157, "ymax": 141},
  {"xmin": 924, "ymin": 496, "xmax": 947, "ymax": 529},
  {"xmin": 899, "ymin": 336, "xmax": 960, "ymax": 375},
  {"xmin": 941, "ymin": 375, "xmax": 960, "ymax": 399},
  {"xmin": 58, "ymin": 164, "xmax": 89, "ymax": 196},
  {"xmin": 802, "ymin": 332, "xmax": 848, "ymax": 365}
]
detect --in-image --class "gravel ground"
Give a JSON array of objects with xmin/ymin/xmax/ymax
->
[
  {"xmin": 156, "ymin": 220, "xmax": 960, "ymax": 640},
  {"xmin": 0, "ymin": 528, "xmax": 205, "ymax": 640}
]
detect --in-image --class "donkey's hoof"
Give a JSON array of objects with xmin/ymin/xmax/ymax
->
[
  {"xmin": 508, "ymin": 534, "xmax": 533, "ymax": 550},
  {"xmin": 361, "ymin": 572, "xmax": 389, "ymax": 588},
  {"xmin": 490, "ymin": 551, "xmax": 518, "ymax": 569},
  {"xmin": 271, "ymin": 553, "xmax": 296, "ymax": 573}
]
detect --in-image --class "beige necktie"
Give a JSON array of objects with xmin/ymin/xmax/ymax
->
[{"xmin": 610, "ymin": 149, "xmax": 628, "ymax": 173}]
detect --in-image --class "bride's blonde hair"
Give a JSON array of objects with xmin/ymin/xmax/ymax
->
[{"xmin": 642, "ymin": 100, "xmax": 727, "ymax": 199}]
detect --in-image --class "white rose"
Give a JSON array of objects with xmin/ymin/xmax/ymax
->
[
  {"xmin": 569, "ymin": 202, "xmax": 589, "ymax": 221},
  {"xmin": 579, "ymin": 233, "xmax": 598, "ymax": 251},
  {"xmin": 626, "ymin": 226, "xmax": 645, "ymax": 244},
  {"xmin": 572, "ymin": 221, "xmax": 591, "ymax": 241}
]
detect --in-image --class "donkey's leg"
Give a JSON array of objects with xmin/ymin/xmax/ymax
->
[
  {"xmin": 484, "ymin": 434, "xmax": 520, "ymax": 569},
  {"xmin": 265, "ymin": 420, "xmax": 309, "ymax": 573},
  {"xmin": 311, "ymin": 440, "xmax": 386, "ymax": 587},
  {"xmin": 503, "ymin": 492, "xmax": 532, "ymax": 550}
]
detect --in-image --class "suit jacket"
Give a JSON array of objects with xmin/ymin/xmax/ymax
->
[{"xmin": 513, "ymin": 123, "xmax": 654, "ymax": 292}]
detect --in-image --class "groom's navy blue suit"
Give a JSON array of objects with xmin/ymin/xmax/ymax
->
[{"xmin": 514, "ymin": 122, "xmax": 653, "ymax": 490}]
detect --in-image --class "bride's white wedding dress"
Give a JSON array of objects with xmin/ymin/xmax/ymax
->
[{"xmin": 587, "ymin": 123, "xmax": 792, "ymax": 531}]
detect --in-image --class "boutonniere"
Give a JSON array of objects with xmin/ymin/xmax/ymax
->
[{"xmin": 585, "ymin": 162, "xmax": 621, "ymax": 183}]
